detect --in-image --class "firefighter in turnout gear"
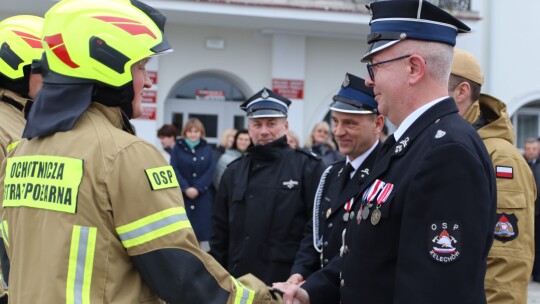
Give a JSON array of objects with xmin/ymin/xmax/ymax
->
[
  {"xmin": 0, "ymin": 14, "xmax": 45, "ymax": 303},
  {"xmin": 449, "ymin": 48, "xmax": 536, "ymax": 304},
  {"xmin": 0, "ymin": 0, "xmax": 282, "ymax": 303}
]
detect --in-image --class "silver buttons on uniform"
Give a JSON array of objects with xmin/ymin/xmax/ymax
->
[
  {"xmin": 190, "ymin": 205, "xmax": 195, "ymax": 210},
  {"xmin": 193, "ymin": 157, "xmax": 197, "ymax": 161},
  {"xmin": 192, "ymin": 173, "xmax": 197, "ymax": 177}
]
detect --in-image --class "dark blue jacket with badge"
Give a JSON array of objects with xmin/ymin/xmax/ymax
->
[
  {"xmin": 303, "ymin": 98, "xmax": 497, "ymax": 304},
  {"xmin": 291, "ymin": 144, "xmax": 379, "ymax": 279},
  {"xmin": 170, "ymin": 138, "xmax": 216, "ymax": 241},
  {"xmin": 209, "ymin": 136, "xmax": 325, "ymax": 285}
]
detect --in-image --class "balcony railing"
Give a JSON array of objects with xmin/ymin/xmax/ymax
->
[{"xmin": 191, "ymin": 0, "xmax": 473, "ymax": 13}]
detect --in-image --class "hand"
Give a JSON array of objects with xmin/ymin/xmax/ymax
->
[
  {"xmin": 184, "ymin": 187, "xmax": 199, "ymax": 199},
  {"xmin": 272, "ymin": 282, "xmax": 309, "ymax": 304},
  {"xmin": 286, "ymin": 273, "xmax": 305, "ymax": 286}
]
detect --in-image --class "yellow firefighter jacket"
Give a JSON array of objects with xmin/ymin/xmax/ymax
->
[
  {"xmin": 464, "ymin": 94, "xmax": 536, "ymax": 304},
  {"xmin": 0, "ymin": 102, "xmax": 282, "ymax": 304}
]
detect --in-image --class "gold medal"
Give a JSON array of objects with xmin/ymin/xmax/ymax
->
[{"xmin": 371, "ymin": 208, "xmax": 382, "ymax": 225}]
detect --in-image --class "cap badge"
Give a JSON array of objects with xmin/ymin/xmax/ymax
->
[
  {"xmin": 342, "ymin": 74, "xmax": 350, "ymax": 87},
  {"xmin": 400, "ymin": 33, "xmax": 407, "ymax": 40},
  {"xmin": 261, "ymin": 89, "xmax": 270, "ymax": 99}
]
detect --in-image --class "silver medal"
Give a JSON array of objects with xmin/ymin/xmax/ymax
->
[
  {"xmin": 349, "ymin": 211, "xmax": 355, "ymax": 220},
  {"xmin": 362, "ymin": 204, "xmax": 370, "ymax": 220},
  {"xmin": 371, "ymin": 209, "xmax": 382, "ymax": 225},
  {"xmin": 343, "ymin": 212, "xmax": 349, "ymax": 222}
]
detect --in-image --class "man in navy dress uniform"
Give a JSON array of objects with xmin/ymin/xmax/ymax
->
[
  {"xmin": 281, "ymin": 1, "xmax": 497, "ymax": 303},
  {"xmin": 282, "ymin": 73, "xmax": 383, "ymax": 285}
]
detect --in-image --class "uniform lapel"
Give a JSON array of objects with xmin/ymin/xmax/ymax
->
[
  {"xmin": 360, "ymin": 98, "xmax": 459, "ymax": 193},
  {"xmin": 332, "ymin": 143, "xmax": 381, "ymax": 214}
]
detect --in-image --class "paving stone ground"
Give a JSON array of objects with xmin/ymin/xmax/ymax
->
[{"xmin": 529, "ymin": 281, "xmax": 540, "ymax": 303}]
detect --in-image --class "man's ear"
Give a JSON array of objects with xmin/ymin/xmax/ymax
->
[
  {"xmin": 454, "ymin": 82, "xmax": 471, "ymax": 103},
  {"xmin": 408, "ymin": 54, "xmax": 426, "ymax": 85}
]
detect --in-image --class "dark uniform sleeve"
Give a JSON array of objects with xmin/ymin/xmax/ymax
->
[
  {"xmin": 287, "ymin": 155, "xmax": 324, "ymax": 279},
  {"xmin": 302, "ymin": 255, "xmax": 341, "ymax": 304},
  {"xmin": 301, "ymin": 156, "xmax": 325, "ymax": 219},
  {"xmin": 209, "ymin": 165, "xmax": 232, "ymax": 268},
  {"xmin": 290, "ymin": 217, "xmax": 320, "ymax": 278},
  {"xmin": 393, "ymin": 142, "xmax": 496, "ymax": 303}
]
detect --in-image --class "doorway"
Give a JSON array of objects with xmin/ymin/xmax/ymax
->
[{"xmin": 164, "ymin": 71, "xmax": 251, "ymax": 145}]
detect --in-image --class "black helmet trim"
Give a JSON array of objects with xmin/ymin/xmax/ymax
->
[
  {"xmin": 0, "ymin": 42, "xmax": 24, "ymax": 72},
  {"xmin": 89, "ymin": 36, "xmax": 129, "ymax": 74},
  {"xmin": 131, "ymin": 0, "xmax": 172, "ymax": 56}
]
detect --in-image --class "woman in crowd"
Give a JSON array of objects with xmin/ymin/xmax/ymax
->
[
  {"xmin": 170, "ymin": 118, "xmax": 216, "ymax": 250},
  {"xmin": 213, "ymin": 129, "xmax": 252, "ymax": 189},
  {"xmin": 304, "ymin": 121, "xmax": 342, "ymax": 166}
]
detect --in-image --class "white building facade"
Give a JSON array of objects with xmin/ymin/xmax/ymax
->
[{"xmin": 1, "ymin": 0, "xmax": 538, "ymax": 149}]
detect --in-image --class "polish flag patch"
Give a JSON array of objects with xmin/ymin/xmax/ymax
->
[{"xmin": 496, "ymin": 166, "xmax": 513, "ymax": 179}]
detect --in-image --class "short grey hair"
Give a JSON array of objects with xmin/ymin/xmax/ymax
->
[{"xmin": 399, "ymin": 40, "xmax": 453, "ymax": 83}]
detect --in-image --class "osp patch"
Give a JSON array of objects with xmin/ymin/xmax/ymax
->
[{"xmin": 428, "ymin": 221, "xmax": 461, "ymax": 264}]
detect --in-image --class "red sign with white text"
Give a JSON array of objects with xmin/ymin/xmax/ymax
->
[
  {"xmin": 138, "ymin": 106, "xmax": 156, "ymax": 120},
  {"xmin": 147, "ymin": 71, "xmax": 158, "ymax": 85},
  {"xmin": 142, "ymin": 90, "xmax": 157, "ymax": 104},
  {"xmin": 272, "ymin": 78, "xmax": 304, "ymax": 99},
  {"xmin": 195, "ymin": 89, "xmax": 226, "ymax": 100}
]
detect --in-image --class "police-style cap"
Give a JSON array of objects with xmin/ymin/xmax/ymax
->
[
  {"xmin": 240, "ymin": 87, "xmax": 291, "ymax": 118},
  {"xmin": 451, "ymin": 48, "xmax": 484, "ymax": 85},
  {"xmin": 330, "ymin": 73, "xmax": 378, "ymax": 114},
  {"xmin": 362, "ymin": 0, "xmax": 471, "ymax": 62}
]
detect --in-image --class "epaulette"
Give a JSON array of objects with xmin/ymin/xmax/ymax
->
[{"xmin": 295, "ymin": 147, "xmax": 321, "ymax": 160}]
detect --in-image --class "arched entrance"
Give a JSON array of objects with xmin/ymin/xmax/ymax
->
[
  {"xmin": 164, "ymin": 70, "xmax": 251, "ymax": 145},
  {"xmin": 510, "ymin": 95, "xmax": 540, "ymax": 149}
]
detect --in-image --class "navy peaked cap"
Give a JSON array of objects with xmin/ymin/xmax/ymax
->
[
  {"xmin": 240, "ymin": 87, "xmax": 291, "ymax": 118},
  {"xmin": 330, "ymin": 73, "xmax": 378, "ymax": 114},
  {"xmin": 362, "ymin": 0, "xmax": 470, "ymax": 61}
]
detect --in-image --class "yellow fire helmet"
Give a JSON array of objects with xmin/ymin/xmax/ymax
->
[
  {"xmin": 0, "ymin": 15, "xmax": 44, "ymax": 80},
  {"xmin": 41, "ymin": 0, "xmax": 172, "ymax": 87}
]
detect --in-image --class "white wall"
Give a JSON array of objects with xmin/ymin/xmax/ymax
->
[{"xmin": 488, "ymin": 0, "xmax": 540, "ymax": 115}]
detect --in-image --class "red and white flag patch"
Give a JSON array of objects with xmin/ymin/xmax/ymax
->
[{"xmin": 496, "ymin": 166, "xmax": 513, "ymax": 179}]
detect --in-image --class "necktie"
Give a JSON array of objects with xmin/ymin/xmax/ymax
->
[{"xmin": 340, "ymin": 163, "xmax": 355, "ymax": 191}]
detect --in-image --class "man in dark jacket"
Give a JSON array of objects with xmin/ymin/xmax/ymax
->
[
  {"xmin": 281, "ymin": 1, "xmax": 496, "ymax": 303},
  {"xmin": 524, "ymin": 138, "xmax": 540, "ymax": 282},
  {"xmin": 283, "ymin": 73, "xmax": 383, "ymax": 285},
  {"xmin": 210, "ymin": 88, "xmax": 325, "ymax": 285}
]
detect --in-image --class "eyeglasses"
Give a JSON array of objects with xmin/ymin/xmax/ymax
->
[{"xmin": 366, "ymin": 54, "xmax": 411, "ymax": 81}]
